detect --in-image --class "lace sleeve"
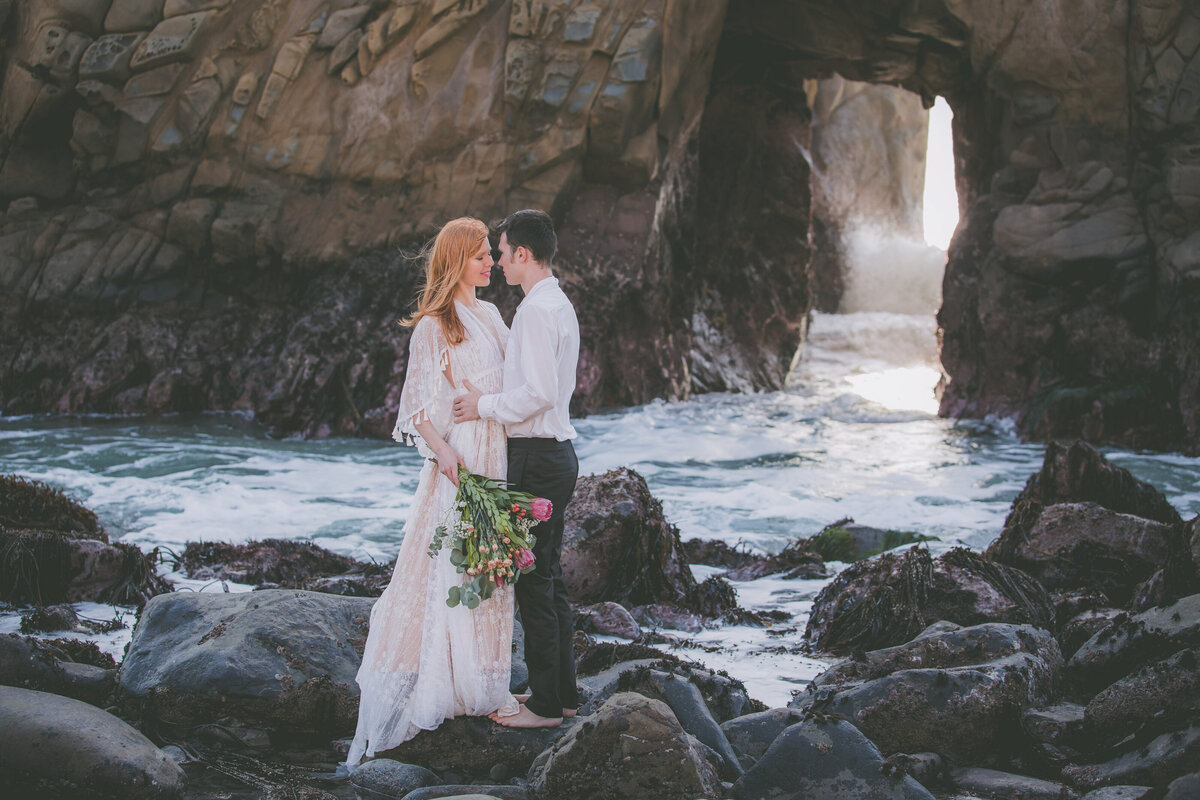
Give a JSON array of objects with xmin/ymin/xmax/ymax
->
[{"xmin": 392, "ymin": 317, "xmax": 452, "ymax": 456}]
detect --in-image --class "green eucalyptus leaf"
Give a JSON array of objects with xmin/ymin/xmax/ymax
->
[
  {"xmin": 450, "ymin": 548, "xmax": 465, "ymax": 566},
  {"xmin": 464, "ymin": 592, "xmax": 480, "ymax": 609}
]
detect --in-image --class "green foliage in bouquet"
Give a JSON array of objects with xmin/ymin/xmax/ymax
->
[{"xmin": 429, "ymin": 466, "xmax": 550, "ymax": 610}]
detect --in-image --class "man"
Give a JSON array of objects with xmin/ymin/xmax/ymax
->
[{"xmin": 452, "ymin": 209, "xmax": 580, "ymax": 729}]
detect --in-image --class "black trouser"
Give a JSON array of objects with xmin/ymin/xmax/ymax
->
[{"xmin": 508, "ymin": 436, "xmax": 578, "ymax": 718}]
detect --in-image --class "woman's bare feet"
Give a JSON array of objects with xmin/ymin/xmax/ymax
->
[
  {"xmin": 514, "ymin": 693, "xmax": 577, "ymax": 718},
  {"xmin": 489, "ymin": 705, "xmax": 562, "ymax": 728}
]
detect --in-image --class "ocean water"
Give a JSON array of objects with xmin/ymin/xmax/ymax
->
[{"xmin": 3, "ymin": 242, "xmax": 1198, "ymax": 707}]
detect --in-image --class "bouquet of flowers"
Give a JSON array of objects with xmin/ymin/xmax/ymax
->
[{"xmin": 429, "ymin": 464, "xmax": 552, "ymax": 609}]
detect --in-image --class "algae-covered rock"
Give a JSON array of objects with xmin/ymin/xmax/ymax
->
[
  {"xmin": 805, "ymin": 547, "xmax": 1053, "ymax": 654},
  {"xmin": 527, "ymin": 692, "xmax": 719, "ymax": 800}
]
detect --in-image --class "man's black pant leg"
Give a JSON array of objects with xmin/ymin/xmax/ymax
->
[{"xmin": 509, "ymin": 438, "xmax": 578, "ymax": 719}]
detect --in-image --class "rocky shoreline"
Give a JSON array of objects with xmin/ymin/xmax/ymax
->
[{"xmin": 2, "ymin": 442, "xmax": 1198, "ymax": 799}]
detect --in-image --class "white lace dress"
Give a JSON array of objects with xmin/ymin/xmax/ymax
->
[{"xmin": 347, "ymin": 300, "xmax": 518, "ymax": 767}]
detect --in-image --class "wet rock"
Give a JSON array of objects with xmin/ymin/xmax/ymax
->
[
  {"xmin": 1078, "ymin": 789, "xmax": 1151, "ymax": 800},
  {"xmin": 350, "ymin": 759, "xmax": 440, "ymax": 800},
  {"xmin": 629, "ymin": 602, "xmax": 705, "ymax": 633},
  {"xmin": 18, "ymin": 602, "xmax": 80, "ymax": 632},
  {"xmin": 619, "ymin": 668, "xmax": 744, "ymax": 779},
  {"xmin": 1067, "ymin": 593, "xmax": 1200, "ymax": 694},
  {"xmin": 1062, "ymin": 725, "xmax": 1200, "ymax": 790},
  {"xmin": 683, "ymin": 537, "xmax": 827, "ymax": 582},
  {"xmin": 0, "ymin": 474, "xmax": 103, "ymax": 536},
  {"xmin": 805, "ymin": 547, "xmax": 1053, "ymax": 655},
  {"xmin": 995, "ymin": 502, "xmax": 1174, "ymax": 605},
  {"xmin": 1128, "ymin": 518, "xmax": 1200, "ymax": 612},
  {"xmin": 380, "ymin": 716, "xmax": 572, "ymax": 781},
  {"xmin": 720, "ymin": 707, "xmax": 807, "ymax": 765},
  {"xmin": 1060, "ymin": 608, "xmax": 1122, "ymax": 659},
  {"xmin": 813, "ymin": 622, "xmax": 1061, "ymax": 688},
  {"xmin": 805, "ymin": 520, "xmax": 933, "ymax": 563},
  {"xmin": 809, "ymin": 644, "xmax": 1062, "ymax": 760},
  {"xmin": 0, "ymin": 685, "xmax": 184, "ymax": 798},
  {"xmin": 949, "ymin": 766, "xmax": 1078, "ymax": 800},
  {"xmin": 403, "ymin": 788, "xmax": 527, "ymax": 800},
  {"xmin": 574, "ymin": 601, "xmax": 641, "ymax": 639},
  {"xmin": 1163, "ymin": 773, "xmax": 1200, "ymax": 800},
  {"xmin": 180, "ymin": 538, "xmax": 359, "ymax": 588},
  {"xmin": 563, "ymin": 469, "xmax": 736, "ymax": 618},
  {"xmin": 304, "ymin": 560, "xmax": 394, "ymax": 597},
  {"xmin": 0, "ymin": 633, "xmax": 117, "ymax": 706},
  {"xmin": 0, "ymin": 474, "xmax": 169, "ymax": 606},
  {"xmin": 989, "ymin": 443, "xmax": 1184, "ymax": 604},
  {"xmin": 1084, "ymin": 648, "xmax": 1200, "ymax": 742},
  {"xmin": 528, "ymin": 692, "xmax": 719, "ymax": 800},
  {"xmin": 1022, "ymin": 702, "xmax": 1086, "ymax": 750},
  {"xmin": 731, "ymin": 718, "xmax": 934, "ymax": 800},
  {"xmin": 118, "ymin": 589, "xmax": 374, "ymax": 734}
]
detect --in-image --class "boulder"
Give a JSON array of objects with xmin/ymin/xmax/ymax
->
[
  {"xmin": 118, "ymin": 589, "xmax": 374, "ymax": 734},
  {"xmin": 806, "ymin": 624, "xmax": 1062, "ymax": 760},
  {"xmin": 682, "ymin": 537, "xmax": 827, "ymax": 581},
  {"xmin": 1062, "ymin": 725, "xmax": 1200, "ymax": 790},
  {"xmin": 1163, "ymin": 773, "xmax": 1200, "ymax": 800},
  {"xmin": 527, "ymin": 692, "xmax": 720, "ymax": 800},
  {"xmin": 562, "ymin": 469, "xmax": 736, "ymax": 618},
  {"xmin": 1084, "ymin": 648, "xmax": 1200, "ymax": 742},
  {"xmin": 180, "ymin": 538, "xmax": 360, "ymax": 587},
  {"xmin": 1078, "ymin": 789, "xmax": 1150, "ymax": 800},
  {"xmin": 402, "ymin": 789, "xmax": 527, "ymax": 800},
  {"xmin": 949, "ymin": 767, "xmax": 1078, "ymax": 800},
  {"xmin": 378, "ymin": 716, "xmax": 572, "ymax": 781},
  {"xmin": 989, "ymin": 443, "xmax": 1184, "ymax": 604},
  {"xmin": 805, "ymin": 547, "xmax": 1053, "ymax": 654},
  {"xmin": 1067, "ymin": 593, "xmax": 1200, "ymax": 694},
  {"xmin": 619, "ymin": 669, "xmax": 744, "ymax": 779},
  {"xmin": 731, "ymin": 718, "xmax": 934, "ymax": 800},
  {"xmin": 350, "ymin": 759, "xmax": 440, "ymax": 800},
  {"xmin": 574, "ymin": 601, "xmax": 641, "ymax": 639},
  {"xmin": 805, "ymin": 520, "xmax": 933, "ymax": 563},
  {"xmin": 993, "ymin": 502, "xmax": 1174, "ymax": 604},
  {"xmin": 0, "ymin": 685, "xmax": 184, "ymax": 798},
  {"xmin": 720, "ymin": 707, "xmax": 807, "ymax": 765},
  {"xmin": 1060, "ymin": 608, "xmax": 1122, "ymax": 659},
  {"xmin": 1022, "ymin": 702, "xmax": 1087, "ymax": 751},
  {"xmin": 813, "ymin": 622, "xmax": 1062, "ymax": 687},
  {"xmin": 0, "ymin": 633, "xmax": 117, "ymax": 706}
]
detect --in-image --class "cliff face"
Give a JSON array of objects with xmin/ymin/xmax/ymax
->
[{"xmin": 0, "ymin": 0, "xmax": 1197, "ymax": 450}]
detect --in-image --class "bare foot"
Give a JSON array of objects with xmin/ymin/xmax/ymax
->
[
  {"xmin": 490, "ymin": 704, "xmax": 562, "ymax": 728},
  {"xmin": 514, "ymin": 693, "xmax": 577, "ymax": 718}
]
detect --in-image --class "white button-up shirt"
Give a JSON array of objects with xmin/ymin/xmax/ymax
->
[{"xmin": 478, "ymin": 276, "xmax": 579, "ymax": 440}]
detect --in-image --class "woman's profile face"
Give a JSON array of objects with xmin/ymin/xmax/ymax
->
[{"xmin": 459, "ymin": 239, "xmax": 494, "ymax": 291}]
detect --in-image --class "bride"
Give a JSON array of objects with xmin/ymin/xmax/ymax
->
[{"xmin": 347, "ymin": 217, "xmax": 519, "ymax": 767}]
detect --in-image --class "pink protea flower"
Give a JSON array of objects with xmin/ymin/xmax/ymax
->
[
  {"xmin": 530, "ymin": 497, "xmax": 553, "ymax": 521},
  {"xmin": 514, "ymin": 548, "xmax": 535, "ymax": 570}
]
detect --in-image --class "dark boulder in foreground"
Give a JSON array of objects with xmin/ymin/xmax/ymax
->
[
  {"xmin": 562, "ymin": 468, "xmax": 737, "ymax": 618},
  {"xmin": 119, "ymin": 589, "xmax": 374, "ymax": 735},
  {"xmin": 528, "ymin": 692, "xmax": 720, "ymax": 800},
  {"xmin": 0, "ymin": 685, "xmax": 184, "ymax": 799},
  {"xmin": 805, "ymin": 546, "xmax": 1053, "ymax": 654},
  {"xmin": 0, "ymin": 474, "xmax": 169, "ymax": 606},
  {"xmin": 379, "ymin": 715, "xmax": 573, "ymax": 780},
  {"xmin": 731, "ymin": 718, "xmax": 934, "ymax": 800}
]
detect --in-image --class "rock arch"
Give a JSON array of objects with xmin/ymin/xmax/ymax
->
[{"xmin": 0, "ymin": 0, "xmax": 1195, "ymax": 450}]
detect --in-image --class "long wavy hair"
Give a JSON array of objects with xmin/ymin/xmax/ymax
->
[{"xmin": 401, "ymin": 217, "xmax": 489, "ymax": 345}]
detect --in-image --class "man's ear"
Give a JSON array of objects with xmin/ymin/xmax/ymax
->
[{"xmin": 515, "ymin": 245, "xmax": 529, "ymax": 262}]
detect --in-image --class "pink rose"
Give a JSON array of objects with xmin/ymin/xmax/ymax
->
[
  {"xmin": 530, "ymin": 497, "xmax": 553, "ymax": 521},
  {"xmin": 514, "ymin": 548, "xmax": 535, "ymax": 570}
]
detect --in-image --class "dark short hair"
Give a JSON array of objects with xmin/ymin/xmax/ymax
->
[{"xmin": 495, "ymin": 209, "xmax": 556, "ymax": 265}]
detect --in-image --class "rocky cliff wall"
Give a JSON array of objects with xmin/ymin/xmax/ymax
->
[{"xmin": 0, "ymin": 0, "xmax": 1197, "ymax": 451}]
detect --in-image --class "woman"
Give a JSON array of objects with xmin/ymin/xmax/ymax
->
[{"xmin": 347, "ymin": 218, "xmax": 518, "ymax": 767}]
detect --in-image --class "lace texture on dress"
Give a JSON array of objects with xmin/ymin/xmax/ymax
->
[{"xmin": 349, "ymin": 301, "xmax": 515, "ymax": 767}]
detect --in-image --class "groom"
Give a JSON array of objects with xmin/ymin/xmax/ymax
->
[{"xmin": 452, "ymin": 209, "xmax": 580, "ymax": 728}]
